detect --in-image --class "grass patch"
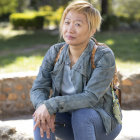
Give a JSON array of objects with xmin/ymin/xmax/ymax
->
[
  {"xmin": 0, "ymin": 26, "xmax": 140, "ymax": 75},
  {"xmin": 0, "ymin": 29, "xmax": 59, "ymax": 51},
  {"xmin": 95, "ymin": 31, "xmax": 140, "ymax": 62},
  {"xmin": 0, "ymin": 55, "xmax": 43, "ymax": 73},
  {"xmin": 95, "ymin": 31, "xmax": 140, "ymax": 75}
]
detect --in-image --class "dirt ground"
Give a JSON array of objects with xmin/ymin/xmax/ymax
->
[{"xmin": 0, "ymin": 110, "xmax": 140, "ymax": 140}]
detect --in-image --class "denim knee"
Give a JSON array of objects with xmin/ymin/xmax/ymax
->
[
  {"xmin": 71, "ymin": 108, "xmax": 122, "ymax": 140},
  {"xmin": 71, "ymin": 108, "xmax": 97, "ymax": 140},
  {"xmin": 72, "ymin": 108, "xmax": 98, "ymax": 125}
]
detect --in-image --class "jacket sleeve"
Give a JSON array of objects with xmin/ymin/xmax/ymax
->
[
  {"xmin": 30, "ymin": 44, "xmax": 63, "ymax": 109},
  {"xmin": 44, "ymin": 49, "xmax": 116, "ymax": 115}
]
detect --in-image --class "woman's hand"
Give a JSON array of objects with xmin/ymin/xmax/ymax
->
[
  {"xmin": 33, "ymin": 104, "xmax": 55, "ymax": 138},
  {"xmin": 40, "ymin": 121, "xmax": 50, "ymax": 138}
]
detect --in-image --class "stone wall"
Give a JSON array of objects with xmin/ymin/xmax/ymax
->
[
  {"xmin": 120, "ymin": 73, "xmax": 140, "ymax": 109},
  {"xmin": 0, "ymin": 72, "xmax": 140, "ymax": 116},
  {"xmin": 0, "ymin": 74, "xmax": 36, "ymax": 117}
]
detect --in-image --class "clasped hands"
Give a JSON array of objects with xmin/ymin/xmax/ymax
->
[{"xmin": 33, "ymin": 104, "xmax": 55, "ymax": 139}]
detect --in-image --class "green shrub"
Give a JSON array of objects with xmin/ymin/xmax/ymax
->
[
  {"xmin": 101, "ymin": 14, "xmax": 120, "ymax": 31},
  {"xmin": 9, "ymin": 5, "xmax": 64, "ymax": 30},
  {"xmin": 39, "ymin": 5, "xmax": 53, "ymax": 12},
  {"xmin": 9, "ymin": 13, "xmax": 44, "ymax": 29},
  {"xmin": 119, "ymin": 16, "xmax": 135, "ymax": 24},
  {"xmin": 39, "ymin": 5, "xmax": 64, "ymax": 27},
  {"xmin": 130, "ymin": 21, "xmax": 140, "ymax": 29},
  {"xmin": 39, "ymin": 5, "xmax": 53, "ymax": 26},
  {"xmin": 53, "ymin": 6, "xmax": 64, "ymax": 26}
]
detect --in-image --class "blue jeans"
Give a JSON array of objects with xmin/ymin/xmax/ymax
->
[{"xmin": 33, "ymin": 108, "xmax": 122, "ymax": 140}]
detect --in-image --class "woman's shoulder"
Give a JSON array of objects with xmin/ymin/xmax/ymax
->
[
  {"xmin": 49, "ymin": 42, "xmax": 66, "ymax": 53},
  {"xmin": 42, "ymin": 42, "xmax": 66, "ymax": 65},
  {"xmin": 96, "ymin": 44, "xmax": 114, "ymax": 56},
  {"xmin": 94, "ymin": 44, "xmax": 115, "ymax": 65}
]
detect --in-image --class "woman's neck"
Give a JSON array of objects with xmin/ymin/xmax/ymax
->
[
  {"xmin": 69, "ymin": 42, "xmax": 88, "ymax": 67},
  {"xmin": 69, "ymin": 43, "xmax": 88, "ymax": 59}
]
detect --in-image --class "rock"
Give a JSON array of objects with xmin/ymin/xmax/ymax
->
[{"xmin": 0, "ymin": 126, "xmax": 33, "ymax": 140}]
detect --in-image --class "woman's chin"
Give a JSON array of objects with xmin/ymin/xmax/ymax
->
[{"xmin": 65, "ymin": 40, "xmax": 77, "ymax": 46}]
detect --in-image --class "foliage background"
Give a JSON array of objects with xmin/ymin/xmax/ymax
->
[{"xmin": 0, "ymin": 0, "xmax": 140, "ymax": 75}]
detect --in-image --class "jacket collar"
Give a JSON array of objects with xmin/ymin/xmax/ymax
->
[
  {"xmin": 52, "ymin": 39, "xmax": 95, "ymax": 93},
  {"xmin": 64, "ymin": 39, "xmax": 95, "ymax": 77},
  {"xmin": 63, "ymin": 39, "xmax": 95, "ymax": 64}
]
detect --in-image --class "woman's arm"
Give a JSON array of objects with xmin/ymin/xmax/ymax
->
[
  {"xmin": 30, "ymin": 43, "xmax": 64, "ymax": 109},
  {"xmin": 43, "ymin": 49, "xmax": 116, "ymax": 115},
  {"xmin": 30, "ymin": 43, "xmax": 65, "ymax": 138}
]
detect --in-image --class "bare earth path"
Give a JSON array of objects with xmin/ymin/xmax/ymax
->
[{"xmin": 0, "ymin": 110, "xmax": 140, "ymax": 140}]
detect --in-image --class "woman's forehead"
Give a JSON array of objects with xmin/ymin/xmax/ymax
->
[{"xmin": 65, "ymin": 10, "xmax": 87, "ymax": 22}]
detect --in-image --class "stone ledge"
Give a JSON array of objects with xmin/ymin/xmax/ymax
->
[
  {"xmin": 0, "ymin": 71, "xmax": 38, "ymax": 79},
  {"xmin": 0, "ymin": 74, "xmax": 36, "ymax": 116},
  {"xmin": 0, "ymin": 71, "xmax": 140, "ymax": 116}
]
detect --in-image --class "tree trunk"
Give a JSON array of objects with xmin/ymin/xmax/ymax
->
[{"xmin": 101, "ymin": 0, "xmax": 108, "ymax": 15}]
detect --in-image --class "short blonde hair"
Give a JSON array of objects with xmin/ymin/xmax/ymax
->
[{"xmin": 59, "ymin": 0, "xmax": 102, "ymax": 37}]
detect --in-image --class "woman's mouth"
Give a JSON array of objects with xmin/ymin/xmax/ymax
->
[{"xmin": 66, "ymin": 35, "xmax": 76, "ymax": 40}]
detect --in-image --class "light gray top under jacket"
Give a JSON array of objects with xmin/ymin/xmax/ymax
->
[
  {"xmin": 30, "ymin": 39, "xmax": 122, "ymax": 134},
  {"xmin": 61, "ymin": 63, "xmax": 76, "ymax": 96},
  {"xmin": 61, "ymin": 50, "xmax": 76, "ymax": 96}
]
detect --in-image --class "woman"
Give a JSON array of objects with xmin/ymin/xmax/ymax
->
[{"xmin": 30, "ymin": 1, "xmax": 122, "ymax": 140}]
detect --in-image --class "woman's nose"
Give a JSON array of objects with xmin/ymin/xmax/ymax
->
[{"xmin": 67, "ymin": 23, "xmax": 75, "ymax": 33}]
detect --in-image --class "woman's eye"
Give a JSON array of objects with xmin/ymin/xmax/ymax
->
[
  {"xmin": 75, "ymin": 23, "xmax": 81, "ymax": 27},
  {"xmin": 65, "ymin": 21, "xmax": 70, "ymax": 25}
]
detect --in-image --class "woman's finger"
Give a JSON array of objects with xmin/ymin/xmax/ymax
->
[
  {"xmin": 45, "ymin": 125, "xmax": 50, "ymax": 139},
  {"xmin": 32, "ymin": 111, "xmax": 37, "ymax": 120},
  {"xmin": 40, "ymin": 127, "xmax": 44, "ymax": 138},
  {"xmin": 34, "ymin": 115, "xmax": 37, "ymax": 122},
  {"xmin": 47, "ymin": 122, "xmax": 51, "ymax": 131},
  {"xmin": 41, "ymin": 118, "xmax": 46, "ymax": 130},
  {"xmin": 50, "ymin": 116, "xmax": 55, "ymax": 133},
  {"xmin": 34, "ymin": 118, "xmax": 41, "ymax": 131}
]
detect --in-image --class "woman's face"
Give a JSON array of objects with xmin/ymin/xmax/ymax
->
[{"xmin": 62, "ymin": 10, "xmax": 92, "ymax": 47}]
